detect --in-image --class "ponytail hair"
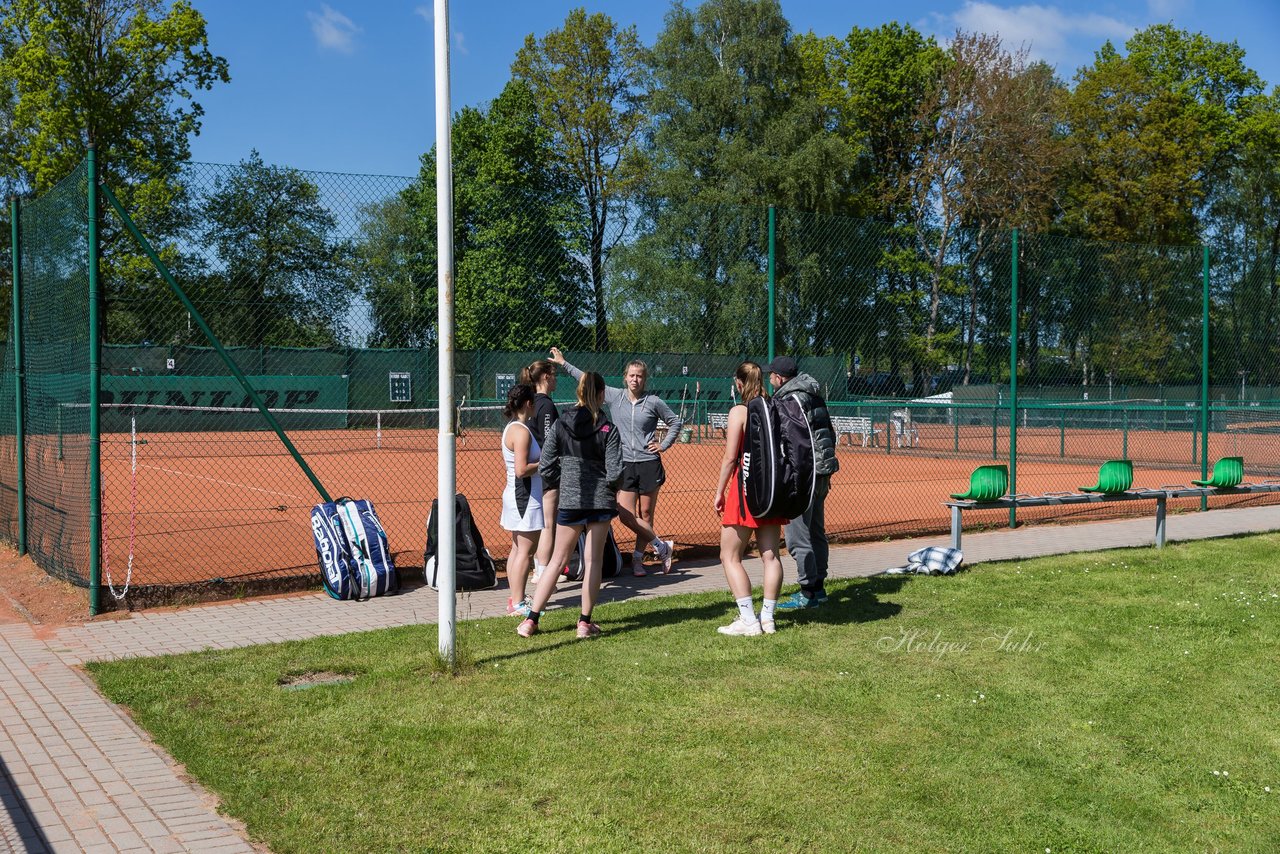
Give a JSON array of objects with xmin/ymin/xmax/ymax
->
[
  {"xmin": 735, "ymin": 361, "xmax": 764, "ymax": 404},
  {"xmin": 577, "ymin": 371, "xmax": 606, "ymax": 424},
  {"xmin": 503, "ymin": 383, "xmax": 536, "ymax": 419},
  {"xmin": 522, "ymin": 359, "xmax": 557, "ymax": 388}
]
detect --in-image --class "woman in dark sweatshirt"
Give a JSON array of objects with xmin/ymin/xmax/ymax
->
[
  {"xmin": 518, "ymin": 371, "xmax": 622, "ymax": 639},
  {"xmin": 521, "ymin": 358, "xmax": 561, "ymax": 582}
]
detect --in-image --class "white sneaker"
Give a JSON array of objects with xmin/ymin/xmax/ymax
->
[
  {"xmin": 531, "ymin": 564, "xmax": 545, "ymax": 585},
  {"xmin": 660, "ymin": 539, "xmax": 675, "ymax": 574},
  {"xmin": 717, "ymin": 617, "xmax": 763, "ymax": 637},
  {"xmin": 760, "ymin": 619, "xmax": 776, "ymax": 634}
]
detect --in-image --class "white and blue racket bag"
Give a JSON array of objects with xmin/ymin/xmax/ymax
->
[{"xmin": 311, "ymin": 498, "xmax": 398, "ymax": 600}]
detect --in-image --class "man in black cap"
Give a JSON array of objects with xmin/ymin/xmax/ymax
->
[{"xmin": 766, "ymin": 355, "xmax": 839, "ymax": 609}]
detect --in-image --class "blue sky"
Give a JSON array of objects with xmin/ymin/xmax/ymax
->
[{"xmin": 188, "ymin": 0, "xmax": 1280, "ymax": 177}]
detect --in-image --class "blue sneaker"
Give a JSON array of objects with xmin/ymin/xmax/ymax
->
[{"xmin": 776, "ymin": 591, "xmax": 827, "ymax": 611}]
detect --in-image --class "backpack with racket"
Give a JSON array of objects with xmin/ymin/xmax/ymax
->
[
  {"xmin": 741, "ymin": 394, "xmax": 816, "ymax": 521},
  {"xmin": 424, "ymin": 493, "xmax": 498, "ymax": 591},
  {"xmin": 311, "ymin": 497, "xmax": 399, "ymax": 600}
]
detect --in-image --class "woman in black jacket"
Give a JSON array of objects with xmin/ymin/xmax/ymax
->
[{"xmin": 518, "ymin": 371, "xmax": 623, "ymax": 640}]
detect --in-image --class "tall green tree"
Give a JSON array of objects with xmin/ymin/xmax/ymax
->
[
  {"xmin": 626, "ymin": 0, "xmax": 849, "ymax": 355},
  {"xmin": 196, "ymin": 152, "xmax": 354, "ymax": 348},
  {"xmin": 1058, "ymin": 25, "xmax": 1266, "ymax": 386},
  {"xmin": 0, "ymin": 0, "xmax": 228, "ymax": 340},
  {"xmin": 1207, "ymin": 91, "xmax": 1280, "ymax": 384},
  {"xmin": 0, "ymin": 0, "xmax": 226, "ymax": 192},
  {"xmin": 1064, "ymin": 24, "xmax": 1264, "ymax": 245},
  {"xmin": 386, "ymin": 81, "xmax": 588, "ymax": 352},
  {"xmin": 793, "ymin": 24, "xmax": 945, "ymax": 381},
  {"xmin": 511, "ymin": 8, "xmax": 646, "ymax": 351},
  {"xmin": 356, "ymin": 194, "xmax": 432, "ymax": 348},
  {"xmin": 796, "ymin": 23, "xmax": 946, "ymax": 221}
]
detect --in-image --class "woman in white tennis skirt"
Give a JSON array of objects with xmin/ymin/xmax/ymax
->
[{"xmin": 500, "ymin": 383, "xmax": 543, "ymax": 617}]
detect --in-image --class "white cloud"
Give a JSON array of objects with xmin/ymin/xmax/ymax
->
[
  {"xmin": 307, "ymin": 4, "xmax": 361, "ymax": 54},
  {"xmin": 454, "ymin": 31, "xmax": 469, "ymax": 56},
  {"xmin": 932, "ymin": 2, "xmax": 1135, "ymax": 76},
  {"xmin": 1146, "ymin": 0, "xmax": 1191, "ymax": 19},
  {"xmin": 414, "ymin": 5, "xmax": 432, "ymax": 25}
]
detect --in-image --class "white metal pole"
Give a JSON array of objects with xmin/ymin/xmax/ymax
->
[{"xmin": 434, "ymin": 0, "xmax": 457, "ymax": 665}]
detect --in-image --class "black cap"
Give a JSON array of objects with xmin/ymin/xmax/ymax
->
[{"xmin": 765, "ymin": 356, "xmax": 798, "ymax": 378}]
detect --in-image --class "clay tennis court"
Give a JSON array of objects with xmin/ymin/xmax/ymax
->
[{"xmin": 69, "ymin": 417, "xmax": 1280, "ymax": 591}]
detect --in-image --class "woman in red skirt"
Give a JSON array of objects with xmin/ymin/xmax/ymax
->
[{"xmin": 711, "ymin": 362, "xmax": 789, "ymax": 636}]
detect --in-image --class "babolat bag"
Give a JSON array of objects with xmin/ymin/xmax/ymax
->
[
  {"xmin": 565, "ymin": 528, "xmax": 623, "ymax": 582},
  {"xmin": 424, "ymin": 493, "xmax": 498, "ymax": 591},
  {"xmin": 311, "ymin": 498, "xmax": 399, "ymax": 600},
  {"xmin": 741, "ymin": 394, "xmax": 816, "ymax": 520}
]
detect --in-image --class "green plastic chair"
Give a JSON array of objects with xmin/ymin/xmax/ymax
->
[
  {"xmin": 1192, "ymin": 456, "xmax": 1244, "ymax": 488},
  {"xmin": 1080, "ymin": 460, "xmax": 1133, "ymax": 494},
  {"xmin": 950, "ymin": 464, "xmax": 1009, "ymax": 501}
]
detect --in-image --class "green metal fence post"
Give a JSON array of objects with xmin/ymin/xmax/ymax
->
[
  {"xmin": 1200, "ymin": 245, "xmax": 1210, "ymax": 511},
  {"xmin": 87, "ymin": 147, "xmax": 103, "ymax": 616},
  {"xmin": 1009, "ymin": 228, "xmax": 1018, "ymax": 528},
  {"xmin": 10, "ymin": 196, "xmax": 26, "ymax": 554},
  {"xmin": 992, "ymin": 405, "xmax": 998, "ymax": 460},
  {"xmin": 1122, "ymin": 406, "xmax": 1129, "ymax": 459},
  {"xmin": 767, "ymin": 205, "xmax": 776, "ymax": 363}
]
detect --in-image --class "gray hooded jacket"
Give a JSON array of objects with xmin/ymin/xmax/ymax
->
[
  {"xmin": 562, "ymin": 361, "xmax": 683, "ymax": 463},
  {"xmin": 538, "ymin": 406, "xmax": 623, "ymax": 511},
  {"xmin": 774, "ymin": 372, "xmax": 840, "ymax": 476}
]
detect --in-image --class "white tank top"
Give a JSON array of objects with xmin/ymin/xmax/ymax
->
[{"xmin": 502, "ymin": 420, "xmax": 541, "ymax": 485}]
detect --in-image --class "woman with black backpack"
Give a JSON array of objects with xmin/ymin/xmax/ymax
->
[
  {"xmin": 711, "ymin": 362, "xmax": 787, "ymax": 636},
  {"xmin": 518, "ymin": 371, "xmax": 622, "ymax": 640}
]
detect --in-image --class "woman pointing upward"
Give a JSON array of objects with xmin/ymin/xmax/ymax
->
[{"xmin": 549, "ymin": 347, "xmax": 680, "ymax": 575}]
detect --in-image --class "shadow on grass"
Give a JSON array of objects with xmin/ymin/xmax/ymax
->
[
  {"xmin": 471, "ymin": 573, "xmax": 908, "ymax": 667},
  {"xmin": 776, "ymin": 574, "xmax": 909, "ymax": 629}
]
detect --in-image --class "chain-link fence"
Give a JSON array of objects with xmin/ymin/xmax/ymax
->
[{"xmin": 3, "ymin": 156, "xmax": 1278, "ymax": 610}]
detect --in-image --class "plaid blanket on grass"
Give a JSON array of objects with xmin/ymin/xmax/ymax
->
[{"xmin": 884, "ymin": 546, "xmax": 964, "ymax": 576}]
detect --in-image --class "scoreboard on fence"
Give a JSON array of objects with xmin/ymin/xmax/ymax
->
[{"xmin": 389, "ymin": 372, "xmax": 412, "ymax": 403}]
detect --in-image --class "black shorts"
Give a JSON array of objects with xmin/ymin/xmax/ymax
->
[
  {"xmin": 620, "ymin": 458, "xmax": 666, "ymax": 494},
  {"xmin": 557, "ymin": 507, "xmax": 618, "ymax": 526}
]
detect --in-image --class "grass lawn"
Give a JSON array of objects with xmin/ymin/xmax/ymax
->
[{"xmin": 90, "ymin": 534, "xmax": 1280, "ymax": 853}]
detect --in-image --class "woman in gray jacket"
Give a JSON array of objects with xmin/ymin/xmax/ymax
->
[
  {"xmin": 518, "ymin": 371, "xmax": 622, "ymax": 640},
  {"xmin": 550, "ymin": 347, "xmax": 681, "ymax": 576}
]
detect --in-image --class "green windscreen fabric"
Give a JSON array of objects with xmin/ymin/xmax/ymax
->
[
  {"xmin": 21, "ymin": 163, "xmax": 91, "ymax": 585},
  {"xmin": 98, "ymin": 374, "xmax": 350, "ymax": 431},
  {"xmin": 0, "ymin": 334, "xmax": 16, "ymax": 544}
]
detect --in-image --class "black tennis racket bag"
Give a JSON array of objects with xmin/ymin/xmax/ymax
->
[
  {"xmin": 311, "ymin": 498, "xmax": 399, "ymax": 601},
  {"xmin": 424, "ymin": 493, "xmax": 498, "ymax": 591},
  {"xmin": 741, "ymin": 394, "xmax": 816, "ymax": 520},
  {"xmin": 565, "ymin": 528, "xmax": 623, "ymax": 582}
]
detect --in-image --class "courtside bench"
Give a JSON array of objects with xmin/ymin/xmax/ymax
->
[
  {"xmin": 832, "ymin": 415, "xmax": 880, "ymax": 447},
  {"xmin": 943, "ymin": 458, "xmax": 1280, "ymax": 551},
  {"xmin": 945, "ymin": 488, "xmax": 1173, "ymax": 550},
  {"xmin": 707, "ymin": 412, "xmax": 729, "ymax": 437}
]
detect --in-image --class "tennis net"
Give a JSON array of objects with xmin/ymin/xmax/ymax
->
[{"xmin": 59, "ymin": 401, "xmax": 506, "ymax": 459}]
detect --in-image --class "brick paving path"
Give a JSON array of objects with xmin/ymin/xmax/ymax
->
[{"xmin": 0, "ymin": 503, "xmax": 1275, "ymax": 851}]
